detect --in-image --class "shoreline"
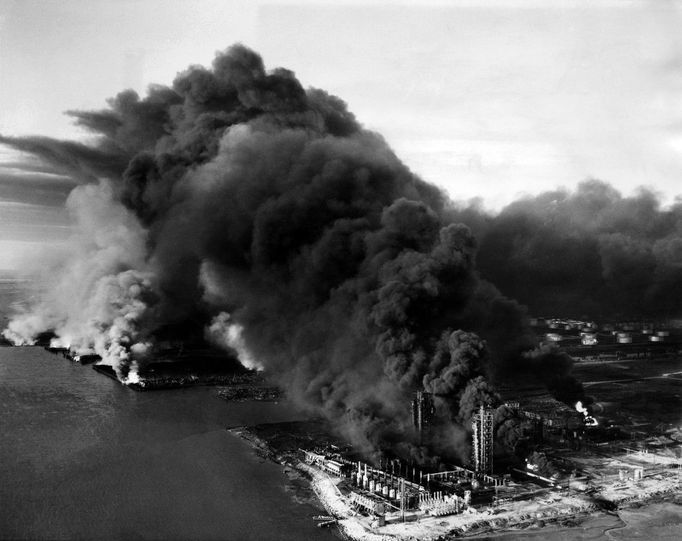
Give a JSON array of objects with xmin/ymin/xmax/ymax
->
[
  {"xmin": 5, "ymin": 345, "xmax": 681, "ymax": 539},
  {"xmin": 229, "ymin": 424, "xmax": 682, "ymax": 541},
  {"xmin": 227, "ymin": 425, "xmax": 385, "ymax": 541},
  {"xmin": 92, "ymin": 363, "xmax": 261, "ymax": 391},
  {"xmin": 27, "ymin": 345, "xmax": 262, "ymax": 391}
]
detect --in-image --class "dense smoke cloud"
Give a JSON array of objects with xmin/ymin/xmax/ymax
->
[
  {"xmin": 461, "ymin": 180, "xmax": 682, "ymax": 318},
  {"xmin": 1, "ymin": 44, "xmax": 589, "ymax": 460}
]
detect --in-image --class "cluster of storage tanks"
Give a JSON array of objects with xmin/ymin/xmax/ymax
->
[
  {"xmin": 648, "ymin": 330, "xmax": 669, "ymax": 342},
  {"xmin": 353, "ymin": 463, "xmax": 404, "ymax": 500},
  {"xmin": 539, "ymin": 318, "xmax": 597, "ymax": 330},
  {"xmin": 613, "ymin": 330, "xmax": 669, "ymax": 343},
  {"xmin": 537, "ymin": 317, "xmax": 675, "ymax": 344},
  {"xmin": 351, "ymin": 463, "xmax": 472, "ymax": 517}
]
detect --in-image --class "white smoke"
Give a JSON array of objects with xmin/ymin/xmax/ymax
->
[
  {"xmin": 48, "ymin": 337, "xmax": 70, "ymax": 349},
  {"xmin": 205, "ymin": 311, "xmax": 262, "ymax": 370},
  {"xmin": 2, "ymin": 180, "xmax": 157, "ymax": 379},
  {"xmin": 123, "ymin": 361, "xmax": 145, "ymax": 386},
  {"xmin": 3, "ymin": 311, "xmax": 54, "ymax": 345},
  {"xmin": 86, "ymin": 270, "xmax": 156, "ymax": 376}
]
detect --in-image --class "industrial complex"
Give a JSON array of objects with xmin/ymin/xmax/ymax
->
[
  {"xmin": 34, "ymin": 315, "xmax": 682, "ymax": 539},
  {"xmin": 238, "ymin": 316, "xmax": 682, "ymax": 539}
]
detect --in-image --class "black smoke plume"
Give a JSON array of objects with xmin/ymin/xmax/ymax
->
[
  {"xmin": 459, "ymin": 180, "xmax": 682, "ymax": 318},
  {"xmin": 2, "ymin": 44, "xmax": 588, "ymax": 460}
]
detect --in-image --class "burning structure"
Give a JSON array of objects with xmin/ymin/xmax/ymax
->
[
  {"xmin": 411, "ymin": 391, "xmax": 435, "ymax": 443},
  {"xmin": 472, "ymin": 405, "xmax": 494, "ymax": 475}
]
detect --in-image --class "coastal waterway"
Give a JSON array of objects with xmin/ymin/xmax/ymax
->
[{"xmin": 0, "ymin": 346, "xmax": 336, "ymax": 540}]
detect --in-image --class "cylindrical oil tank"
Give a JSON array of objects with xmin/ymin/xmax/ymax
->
[
  {"xmin": 382, "ymin": 485, "xmax": 388, "ymax": 497},
  {"xmin": 590, "ymin": 401, "xmax": 617, "ymax": 414},
  {"xmin": 389, "ymin": 488, "xmax": 396, "ymax": 499},
  {"xmin": 369, "ymin": 480, "xmax": 375, "ymax": 492}
]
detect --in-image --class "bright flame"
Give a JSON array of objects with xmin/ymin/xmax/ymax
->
[
  {"xmin": 575, "ymin": 401, "xmax": 598, "ymax": 426},
  {"xmin": 123, "ymin": 361, "xmax": 145, "ymax": 386},
  {"xmin": 49, "ymin": 337, "xmax": 71, "ymax": 349}
]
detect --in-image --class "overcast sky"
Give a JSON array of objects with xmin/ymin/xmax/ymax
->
[{"xmin": 1, "ymin": 0, "xmax": 681, "ymax": 269}]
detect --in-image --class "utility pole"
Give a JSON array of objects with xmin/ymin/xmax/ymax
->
[{"xmin": 401, "ymin": 478, "xmax": 405, "ymax": 523}]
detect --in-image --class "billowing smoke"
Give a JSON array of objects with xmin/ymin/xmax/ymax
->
[
  {"xmin": 3, "ymin": 180, "xmax": 157, "ymax": 381},
  {"xmin": 1, "ymin": 44, "xmax": 588, "ymax": 460},
  {"xmin": 205, "ymin": 312, "xmax": 262, "ymax": 371},
  {"xmin": 459, "ymin": 180, "xmax": 682, "ymax": 318}
]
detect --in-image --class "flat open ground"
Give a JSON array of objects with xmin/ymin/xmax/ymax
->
[{"xmin": 573, "ymin": 356, "xmax": 682, "ymax": 428}]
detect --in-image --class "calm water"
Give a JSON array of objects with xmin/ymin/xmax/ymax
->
[{"xmin": 0, "ymin": 346, "xmax": 334, "ymax": 540}]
